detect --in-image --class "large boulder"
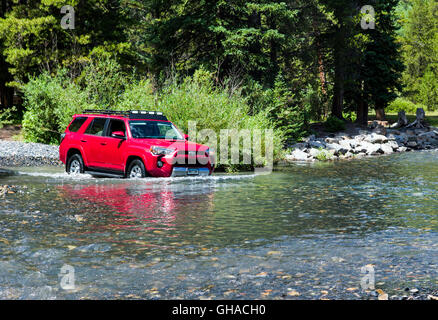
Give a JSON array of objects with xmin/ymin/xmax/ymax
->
[
  {"xmin": 289, "ymin": 148, "xmax": 309, "ymax": 161},
  {"xmin": 365, "ymin": 133, "xmax": 388, "ymax": 144},
  {"xmin": 326, "ymin": 143, "xmax": 349, "ymax": 155},
  {"xmin": 380, "ymin": 143, "xmax": 394, "ymax": 154}
]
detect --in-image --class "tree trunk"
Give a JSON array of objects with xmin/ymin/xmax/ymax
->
[
  {"xmin": 332, "ymin": 26, "xmax": 345, "ymax": 119},
  {"xmin": 375, "ymin": 108, "xmax": 385, "ymax": 121},
  {"xmin": 356, "ymin": 99, "xmax": 368, "ymax": 125}
]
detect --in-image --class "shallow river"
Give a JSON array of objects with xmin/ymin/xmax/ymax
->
[{"xmin": 0, "ymin": 151, "xmax": 437, "ymax": 299}]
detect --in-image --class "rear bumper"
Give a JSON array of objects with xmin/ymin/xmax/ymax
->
[{"xmin": 171, "ymin": 167, "xmax": 211, "ymax": 177}]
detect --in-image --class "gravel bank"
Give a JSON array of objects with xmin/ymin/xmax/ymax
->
[{"xmin": 0, "ymin": 140, "xmax": 62, "ymax": 167}]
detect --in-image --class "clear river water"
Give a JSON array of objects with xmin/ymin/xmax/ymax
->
[{"xmin": 0, "ymin": 150, "xmax": 437, "ymax": 299}]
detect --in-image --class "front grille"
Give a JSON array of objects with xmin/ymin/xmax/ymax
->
[{"xmin": 177, "ymin": 150, "xmax": 206, "ymax": 156}]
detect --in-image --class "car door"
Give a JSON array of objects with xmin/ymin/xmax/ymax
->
[
  {"xmin": 82, "ymin": 117, "xmax": 109, "ymax": 168},
  {"xmin": 101, "ymin": 118, "xmax": 127, "ymax": 171}
]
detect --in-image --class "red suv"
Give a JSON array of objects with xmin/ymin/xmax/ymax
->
[{"xmin": 59, "ymin": 110, "xmax": 214, "ymax": 178}]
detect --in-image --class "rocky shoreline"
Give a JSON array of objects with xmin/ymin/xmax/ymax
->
[
  {"xmin": 286, "ymin": 123, "xmax": 438, "ymax": 162},
  {"xmin": 0, "ymin": 140, "xmax": 62, "ymax": 167}
]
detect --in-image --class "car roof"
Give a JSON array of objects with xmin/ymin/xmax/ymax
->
[
  {"xmin": 75, "ymin": 110, "xmax": 169, "ymax": 121},
  {"xmin": 76, "ymin": 114, "xmax": 172, "ymax": 121}
]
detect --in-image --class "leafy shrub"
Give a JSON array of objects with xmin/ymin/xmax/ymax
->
[
  {"xmin": 0, "ymin": 106, "xmax": 22, "ymax": 128},
  {"xmin": 315, "ymin": 148, "xmax": 334, "ymax": 161},
  {"xmin": 78, "ymin": 57, "xmax": 128, "ymax": 108},
  {"xmin": 386, "ymin": 97, "xmax": 427, "ymax": 114},
  {"xmin": 324, "ymin": 116, "xmax": 345, "ymax": 133},
  {"xmin": 22, "ymin": 72, "xmax": 93, "ymax": 144},
  {"xmin": 416, "ymin": 70, "xmax": 438, "ymax": 111}
]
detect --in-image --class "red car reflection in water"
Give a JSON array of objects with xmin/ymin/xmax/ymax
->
[{"xmin": 57, "ymin": 181, "xmax": 215, "ymax": 236}]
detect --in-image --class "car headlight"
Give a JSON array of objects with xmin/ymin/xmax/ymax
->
[{"xmin": 150, "ymin": 146, "xmax": 175, "ymax": 156}]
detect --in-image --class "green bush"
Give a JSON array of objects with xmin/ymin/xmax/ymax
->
[
  {"xmin": 386, "ymin": 97, "xmax": 427, "ymax": 114},
  {"xmin": 22, "ymin": 72, "xmax": 93, "ymax": 144},
  {"xmin": 324, "ymin": 116, "xmax": 345, "ymax": 133},
  {"xmin": 0, "ymin": 106, "xmax": 23, "ymax": 128}
]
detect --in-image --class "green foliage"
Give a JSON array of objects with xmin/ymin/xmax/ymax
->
[
  {"xmin": 362, "ymin": 0, "xmax": 404, "ymax": 111},
  {"xmin": 262, "ymin": 75, "xmax": 309, "ymax": 142},
  {"xmin": 0, "ymin": 0, "xmax": 133, "ymax": 85},
  {"xmin": 21, "ymin": 72, "xmax": 93, "ymax": 144},
  {"xmin": 0, "ymin": 106, "xmax": 22, "ymax": 128},
  {"xmin": 324, "ymin": 115, "xmax": 345, "ymax": 133},
  {"xmin": 386, "ymin": 97, "xmax": 427, "ymax": 114},
  {"xmin": 315, "ymin": 148, "xmax": 334, "ymax": 161},
  {"xmin": 400, "ymin": 0, "xmax": 438, "ymax": 111},
  {"xmin": 79, "ymin": 57, "xmax": 128, "ymax": 108}
]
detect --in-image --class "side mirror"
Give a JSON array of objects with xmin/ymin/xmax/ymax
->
[
  {"xmin": 184, "ymin": 134, "xmax": 189, "ymax": 140},
  {"xmin": 111, "ymin": 131, "xmax": 126, "ymax": 139}
]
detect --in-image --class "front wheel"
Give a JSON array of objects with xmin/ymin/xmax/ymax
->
[
  {"xmin": 67, "ymin": 154, "xmax": 85, "ymax": 175},
  {"xmin": 127, "ymin": 159, "xmax": 146, "ymax": 178}
]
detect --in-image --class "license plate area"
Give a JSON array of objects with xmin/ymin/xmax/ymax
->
[{"xmin": 187, "ymin": 168, "xmax": 199, "ymax": 175}]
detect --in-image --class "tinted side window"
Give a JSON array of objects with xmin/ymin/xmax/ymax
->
[
  {"xmin": 107, "ymin": 119, "xmax": 126, "ymax": 136},
  {"xmin": 85, "ymin": 118, "xmax": 107, "ymax": 136},
  {"xmin": 68, "ymin": 117, "xmax": 87, "ymax": 132}
]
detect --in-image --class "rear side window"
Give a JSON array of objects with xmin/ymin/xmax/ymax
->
[
  {"xmin": 68, "ymin": 117, "xmax": 87, "ymax": 132},
  {"xmin": 85, "ymin": 118, "xmax": 107, "ymax": 136}
]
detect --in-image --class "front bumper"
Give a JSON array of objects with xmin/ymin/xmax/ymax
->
[{"xmin": 171, "ymin": 167, "xmax": 210, "ymax": 177}]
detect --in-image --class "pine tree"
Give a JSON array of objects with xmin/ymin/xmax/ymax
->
[{"xmin": 362, "ymin": 0, "xmax": 404, "ymax": 121}]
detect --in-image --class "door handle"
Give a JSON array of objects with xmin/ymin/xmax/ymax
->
[
  {"xmin": 100, "ymin": 142, "xmax": 107, "ymax": 146},
  {"xmin": 81, "ymin": 140, "xmax": 87, "ymax": 143}
]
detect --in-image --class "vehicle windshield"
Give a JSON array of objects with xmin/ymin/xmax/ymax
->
[{"xmin": 129, "ymin": 120, "xmax": 183, "ymax": 140}]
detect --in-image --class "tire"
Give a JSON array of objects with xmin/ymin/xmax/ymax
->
[
  {"xmin": 67, "ymin": 154, "xmax": 85, "ymax": 175},
  {"xmin": 127, "ymin": 159, "xmax": 146, "ymax": 179}
]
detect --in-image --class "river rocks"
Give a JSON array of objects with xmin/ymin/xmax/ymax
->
[
  {"xmin": 0, "ymin": 185, "xmax": 24, "ymax": 196},
  {"xmin": 0, "ymin": 140, "xmax": 62, "ymax": 167},
  {"xmin": 287, "ymin": 125, "xmax": 438, "ymax": 162}
]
